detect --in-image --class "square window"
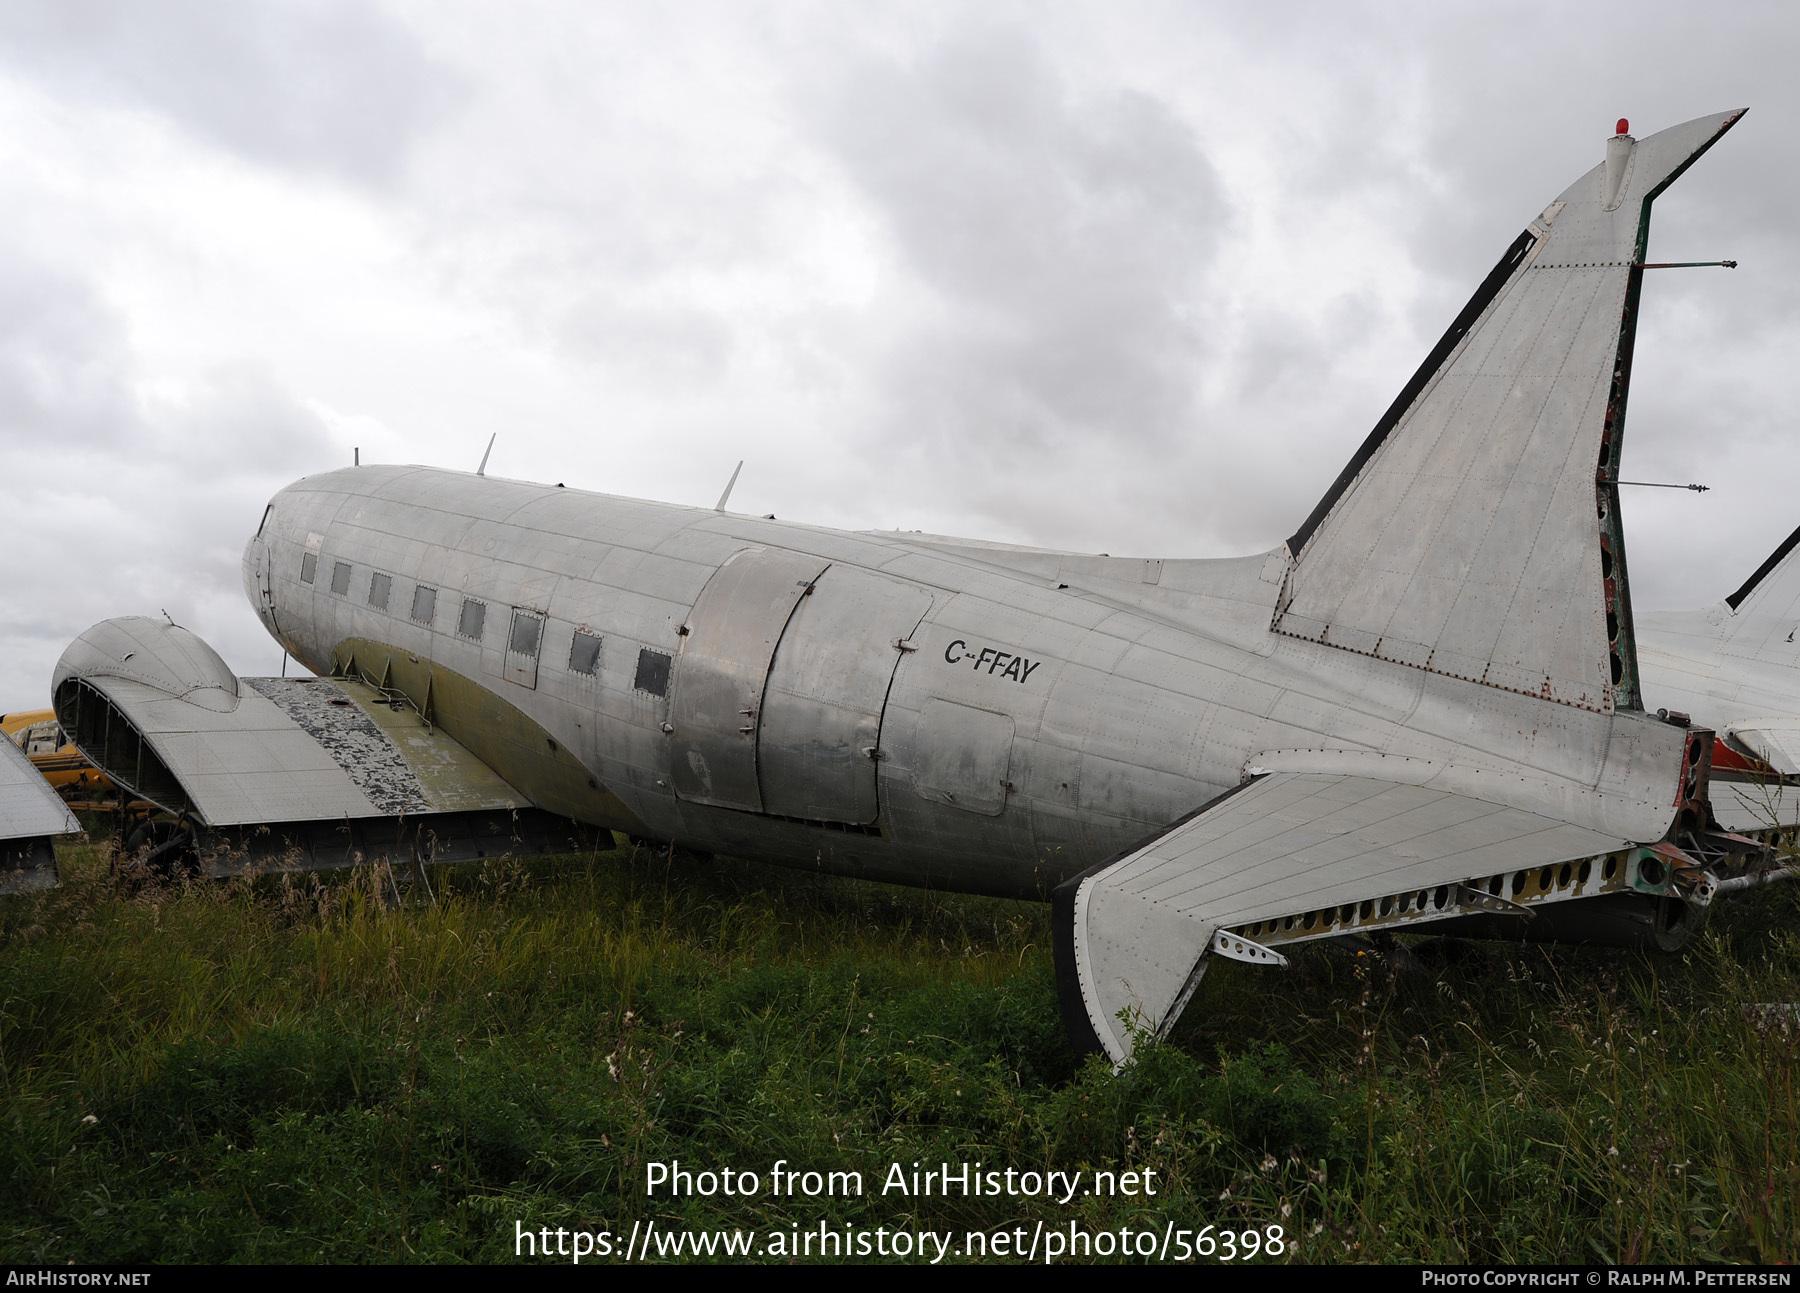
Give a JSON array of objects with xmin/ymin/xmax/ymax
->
[
  {"xmin": 410, "ymin": 585, "xmax": 437, "ymax": 624},
  {"xmin": 569, "ymin": 631, "xmax": 601, "ymax": 675},
  {"xmin": 634, "ymin": 647, "xmax": 671, "ymax": 696},
  {"xmin": 509, "ymin": 610, "xmax": 542, "ymax": 657},
  {"xmin": 300, "ymin": 552, "xmax": 317, "ymax": 584},
  {"xmin": 330, "ymin": 561, "xmax": 352, "ymax": 595},
  {"xmin": 457, "ymin": 598, "xmax": 486, "ymax": 640},
  {"xmin": 368, "ymin": 572, "xmax": 392, "ymax": 610}
]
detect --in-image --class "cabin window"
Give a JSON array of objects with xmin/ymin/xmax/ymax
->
[
  {"xmin": 569, "ymin": 631, "xmax": 601, "ymax": 675},
  {"xmin": 368, "ymin": 572, "xmax": 392, "ymax": 611},
  {"xmin": 300, "ymin": 553, "xmax": 317, "ymax": 584},
  {"xmin": 257, "ymin": 504, "xmax": 274, "ymax": 537},
  {"xmin": 411, "ymin": 585, "xmax": 437, "ymax": 625},
  {"xmin": 509, "ymin": 610, "xmax": 542, "ymax": 657},
  {"xmin": 634, "ymin": 647, "xmax": 671, "ymax": 696},
  {"xmin": 457, "ymin": 598, "xmax": 486, "ymax": 640},
  {"xmin": 330, "ymin": 561, "xmax": 352, "ymax": 596}
]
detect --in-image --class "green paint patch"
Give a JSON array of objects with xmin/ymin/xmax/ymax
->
[
  {"xmin": 331, "ymin": 637, "xmax": 646, "ymax": 834},
  {"xmin": 329, "ymin": 675, "xmax": 528, "ymax": 814}
]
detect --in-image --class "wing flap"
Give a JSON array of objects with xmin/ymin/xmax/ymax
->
[{"xmin": 1055, "ymin": 772, "xmax": 1628, "ymax": 1063}]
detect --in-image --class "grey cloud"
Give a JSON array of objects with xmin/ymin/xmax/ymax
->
[
  {"xmin": 815, "ymin": 26, "xmax": 1229, "ymax": 453},
  {"xmin": 156, "ymin": 363, "xmax": 340, "ymax": 478},
  {"xmin": 555, "ymin": 295, "xmax": 734, "ymax": 384},
  {"xmin": 0, "ymin": 0, "xmax": 463, "ymax": 186},
  {"xmin": 7, "ymin": 0, "xmax": 1800, "ymax": 709},
  {"xmin": 0, "ymin": 341, "xmax": 338, "ymax": 704},
  {"xmin": 0, "ymin": 255, "xmax": 140, "ymax": 446}
]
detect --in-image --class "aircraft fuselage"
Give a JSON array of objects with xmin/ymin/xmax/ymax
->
[{"xmin": 243, "ymin": 465, "xmax": 1685, "ymax": 898}]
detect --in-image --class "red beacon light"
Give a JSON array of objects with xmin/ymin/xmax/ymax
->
[{"xmin": 1616, "ymin": 118, "xmax": 1630, "ymax": 136}]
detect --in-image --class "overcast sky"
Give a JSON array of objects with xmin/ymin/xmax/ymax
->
[{"xmin": 0, "ymin": 0, "xmax": 1795, "ymax": 706}]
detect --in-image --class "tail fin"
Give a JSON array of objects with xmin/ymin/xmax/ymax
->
[
  {"xmin": 1275, "ymin": 110, "xmax": 1745, "ymax": 714},
  {"xmin": 1717, "ymin": 521, "xmax": 1800, "ymax": 662}
]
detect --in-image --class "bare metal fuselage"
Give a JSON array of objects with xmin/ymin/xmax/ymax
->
[
  {"xmin": 38, "ymin": 109, "xmax": 1760, "ymax": 1057},
  {"xmin": 39, "ymin": 108, "xmax": 1755, "ymax": 1058},
  {"xmin": 244, "ymin": 465, "xmax": 1684, "ymax": 899}
]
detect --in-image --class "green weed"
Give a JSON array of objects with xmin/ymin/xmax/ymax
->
[{"xmin": 0, "ymin": 836, "xmax": 1794, "ymax": 1262}]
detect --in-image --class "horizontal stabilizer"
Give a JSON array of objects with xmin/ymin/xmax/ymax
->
[
  {"xmin": 1706, "ymin": 719, "xmax": 1800, "ymax": 834},
  {"xmin": 1728, "ymin": 726, "xmax": 1800, "ymax": 777},
  {"xmin": 0, "ymin": 735, "xmax": 78, "ymax": 893},
  {"xmin": 1054, "ymin": 772, "xmax": 1629, "ymax": 1063},
  {"xmin": 1708, "ymin": 768, "xmax": 1800, "ymax": 836}
]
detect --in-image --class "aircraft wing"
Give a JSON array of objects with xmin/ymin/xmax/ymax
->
[
  {"xmin": 53, "ymin": 617, "xmax": 584, "ymax": 875},
  {"xmin": 1, "ymin": 730, "xmax": 79, "ymax": 893},
  {"xmin": 1055, "ymin": 772, "xmax": 1629, "ymax": 1064},
  {"xmin": 62, "ymin": 672, "xmax": 524, "ymax": 826}
]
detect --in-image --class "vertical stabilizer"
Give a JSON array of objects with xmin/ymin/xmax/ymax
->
[{"xmin": 1277, "ymin": 110, "xmax": 1745, "ymax": 713}]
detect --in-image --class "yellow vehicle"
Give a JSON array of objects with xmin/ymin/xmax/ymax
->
[{"xmin": 0, "ymin": 709, "xmax": 117, "ymax": 807}]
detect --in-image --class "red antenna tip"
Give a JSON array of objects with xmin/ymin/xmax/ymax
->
[{"xmin": 1616, "ymin": 118, "xmax": 1629, "ymax": 136}]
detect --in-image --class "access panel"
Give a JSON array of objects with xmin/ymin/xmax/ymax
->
[{"xmin": 909, "ymin": 698, "xmax": 1015, "ymax": 816}]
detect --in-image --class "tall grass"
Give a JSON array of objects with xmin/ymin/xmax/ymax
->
[{"xmin": 1, "ymin": 833, "xmax": 1794, "ymax": 1263}]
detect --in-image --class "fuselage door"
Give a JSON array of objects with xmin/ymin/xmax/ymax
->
[
  {"xmin": 671, "ymin": 547, "xmax": 829, "ymax": 812},
  {"xmin": 505, "ymin": 608, "xmax": 545, "ymax": 688},
  {"xmin": 758, "ymin": 566, "xmax": 934, "ymax": 823},
  {"xmin": 249, "ymin": 538, "xmax": 277, "ymax": 632}
]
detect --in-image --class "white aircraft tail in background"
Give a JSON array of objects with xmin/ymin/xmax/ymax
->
[{"xmin": 1640, "ymin": 520, "xmax": 1800, "ymax": 834}]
